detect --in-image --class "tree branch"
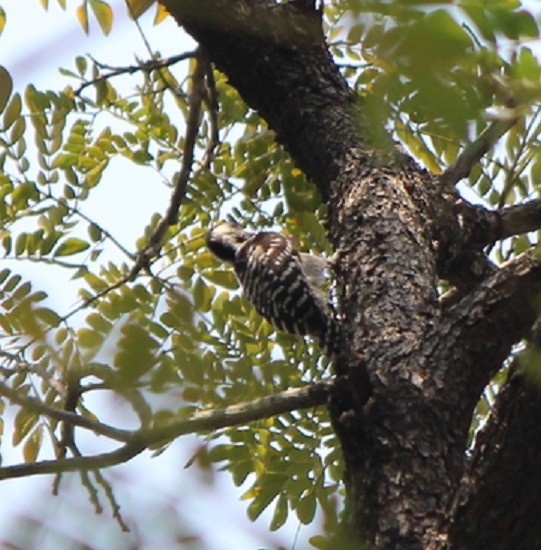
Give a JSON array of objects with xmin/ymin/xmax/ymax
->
[
  {"xmin": 0, "ymin": 381, "xmax": 132, "ymax": 441},
  {"xmin": 139, "ymin": 380, "xmax": 332, "ymax": 444},
  {"xmin": 130, "ymin": 48, "xmax": 209, "ymax": 277},
  {"xmin": 439, "ymin": 114, "xmax": 518, "ymax": 188},
  {"xmin": 74, "ymin": 52, "xmax": 197, "ymax": 96},
  {"xmin": 0, "ymin": 380, "xmax": 332, "ymax": 479},
  {"xmin": 435, "ymin": 251, "xmax": 541, "ymax": 434},
  {"xmin": 0, "ymin": 441, "xmax": 146, "ymax": 480},
  {"xmin": 474, "ymin": 199, "xmax": 541, "ymax": 246},
  {"xmin": 449, "ymin": 367, "xmax": 541, "ymax": 547}
]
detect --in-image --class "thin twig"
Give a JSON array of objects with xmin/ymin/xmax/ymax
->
[
  {"xmin": 41, "ymin": 190, "xmax": 135, "ymax": 260},
  {"xmin": 129, "ymin": 49, "xmax": 208, "ymax": 278},
  {"xmin": 439, "ymin": 115, "xmax": 518, "ymax": 188},
  {"xmin": 74, "ymin": 52, "xmax": 197, "ymax": 96},
  {"xmin": 497, "ymin": 105, "xmax": 541, "ymax": 209},
  {"xmin": 0, "ymin": 381, "xmax": 131, "ymax": 442},
  {"xmin": 93, "ymin": 468, "xmax": 130, "ymax": 531},
  {"xmin": 201, "ymin": 55, "xmax": 220, "ymax": 171},
  {"xmin": 0, "ymin": 441, "xmax": 146, "ymax": 480},
  {"xmin": 58, "ymin": 275, "xmax": 130, "ymax": 326}
]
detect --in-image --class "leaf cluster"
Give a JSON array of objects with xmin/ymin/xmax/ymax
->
[{"xmin": 0, "ymin": 38, "xmax": 338, "ymax": 538}]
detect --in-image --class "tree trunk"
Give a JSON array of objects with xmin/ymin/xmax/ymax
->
[{"xmin": 161, "ymin": 1, "xmax": 541, "ymax": 546}]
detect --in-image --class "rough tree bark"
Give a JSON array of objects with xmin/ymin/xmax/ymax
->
[{"xmin": 160, "ymin": 1, "xmax": 541, "ymax": 547}]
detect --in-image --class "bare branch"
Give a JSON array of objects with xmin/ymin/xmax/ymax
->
[
  {"xmin": 439, "ymin": 116, "xmax": 518, "ymax": 188},
  {"xmin": 442, "ymin": 198, "xmax": 541, "ymax": 260},
  {"xmin": 0, "ymin": 441, "xmax": 146, "ymax": 480},
  {"xmin": 0, "ymin": 381, "xmax": 132, "ymax": 442},
  {"xmin": 139, "ymin": 380, "xmax": 332, "ymax": 444},
  {"xmin": 490, "ymin": 199, "xmax": 541, "ymax": 242},
  {"xmin": 199, "ymin": 53, "xmax": 220, "ymax": 172},
  {"xmin": 74, "ymin": 52, "xmax": 197, "ymax": 96}
]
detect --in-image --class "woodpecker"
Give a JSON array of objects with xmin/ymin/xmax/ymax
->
[{"xmin": 206, "ymin": 222, "xmax": 340, "ymax": 356}]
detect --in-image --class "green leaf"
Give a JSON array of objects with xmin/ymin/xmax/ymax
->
[
  {"xmin": 193, "ymin": 277, "xmax": 214, "ymax": 312},
  {"xmin": 77, "ymin": 327, "xmax": 103, "ymax": 348},
  {"xmin": 309, "ymin": 535, "xmax": 328, "ymax": 549},
  {"xmin": 0, "ymin": 269, "xmax": 10, "ymax": 285},
  {"xmin": 14, "ymin": 233, "xmax": 26, "ymax": 256},
  {"xmin": 9, "ymin": 116, "xmax": 25, "ymax": 144},
  {"xmin": 125, "ymin": 0, "xmax": 155, "ymax": 19},
  {"xmin": 76, "ymin": 1, "xmax": 89, "ymax": 33},
  {"xmin": 246, "ymin": 486, "xmax": 280, "ymax": 521},
  {"xmin": 4, "ymin": 274, "xmax": 21, "ymax": 293},
  {"xmin": 270, "ymin": 494, "xmax": 288, "ymax": 531},
  {"xmin": 53, "ymin": 238, "xmax": 90, "ymax": 257},
  {"xmin": 89, "ymin": 0, "xmax": 113, "ymax": 35},
  {"xmin": 114, "ymin": 323, "xmax": 158, "ymax": 380},
  {"xmin": 75, "ymin": 56, "xmax": 87, "ymax": 76},
  {"xmin": 0, "ymin": 6, "xmax": 6, "ymax": 36},
  {"xmin": 208, "ymin": 443, "xmax": 237, "ymax": 463},
  {"xmin": 13, "ymin": 407, "xmax": 38, "ymax": 445},
  {"xmin": 204, "ymin": 270, "xmax": 238, "ymax": 290},
  {"xmin": 0, "ymin": 65, "xmax": 12, "ymax": 112},
  {"xmin": 296, "ymin": 492, "xmax": 317, "ymax": 524},
  {"xmin": 86, "ymin": 312, "xmax": 111, "ymax": 333},
  {"xmin": 35, "ymin": 308, "xmax": 62, "ymax": 328},
  {"xmin": 23, "ymin": 427, "xmax": 42, "ymax": 462},
  {"xmin": 88, "ymin": 223, "xmax": 102, "ymax": 242},
  {"xmin": 347, "ymin": 22, "xmax": 364, "ymax": 45},
  {"xmin": 493, "ymin": 8, "xmax": 539, "ymax": 40}
]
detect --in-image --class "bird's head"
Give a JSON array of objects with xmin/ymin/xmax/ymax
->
[{"xmin": 206, "ymin": 221, "xmax": 250, "ymax": 262}]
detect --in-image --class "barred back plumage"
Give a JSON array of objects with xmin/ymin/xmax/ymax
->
[{"xmin": 206, "ymin": 222, "xmax": 341, "ymax": 357}]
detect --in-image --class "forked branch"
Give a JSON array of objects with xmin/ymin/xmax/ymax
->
[
  {"xmin": 437, "ymin": 251, "xmax": 541, "ymax": 426},
  {"xmin": 74, "ymin": 51, "xmax": 198, "ymax": 96},
  {"xmin": 0, "ymin": 380, "xmax": 332, "ymax": 479}
]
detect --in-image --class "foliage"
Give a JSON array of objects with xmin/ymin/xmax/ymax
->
[{"xmin": 0, "ymin": 0, "xmax": 540, "ymax": 546}]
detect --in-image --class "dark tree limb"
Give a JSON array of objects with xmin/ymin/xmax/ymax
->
[
  {"xmin": 449, "ymin": 368, "xmax": 541, "ymax": 548},
  {"xmin": 436, "ymin": 251, "xmax": 541, "ymax": 435},
  {"xmin": 473, "ymin": 199, "xmax": 541, "ymax": 246},
  {"xmin": 496, "ymin": 199, "xmax": 541, "ymax": 240},
  {"xmin": 440, "ymin": 198, "xmax": 541, "ymax": 257}
]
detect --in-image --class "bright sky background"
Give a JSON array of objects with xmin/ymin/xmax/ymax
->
[{"xmin": 1, "ymin": 1, "xmax": 320, "ymax": 548}]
